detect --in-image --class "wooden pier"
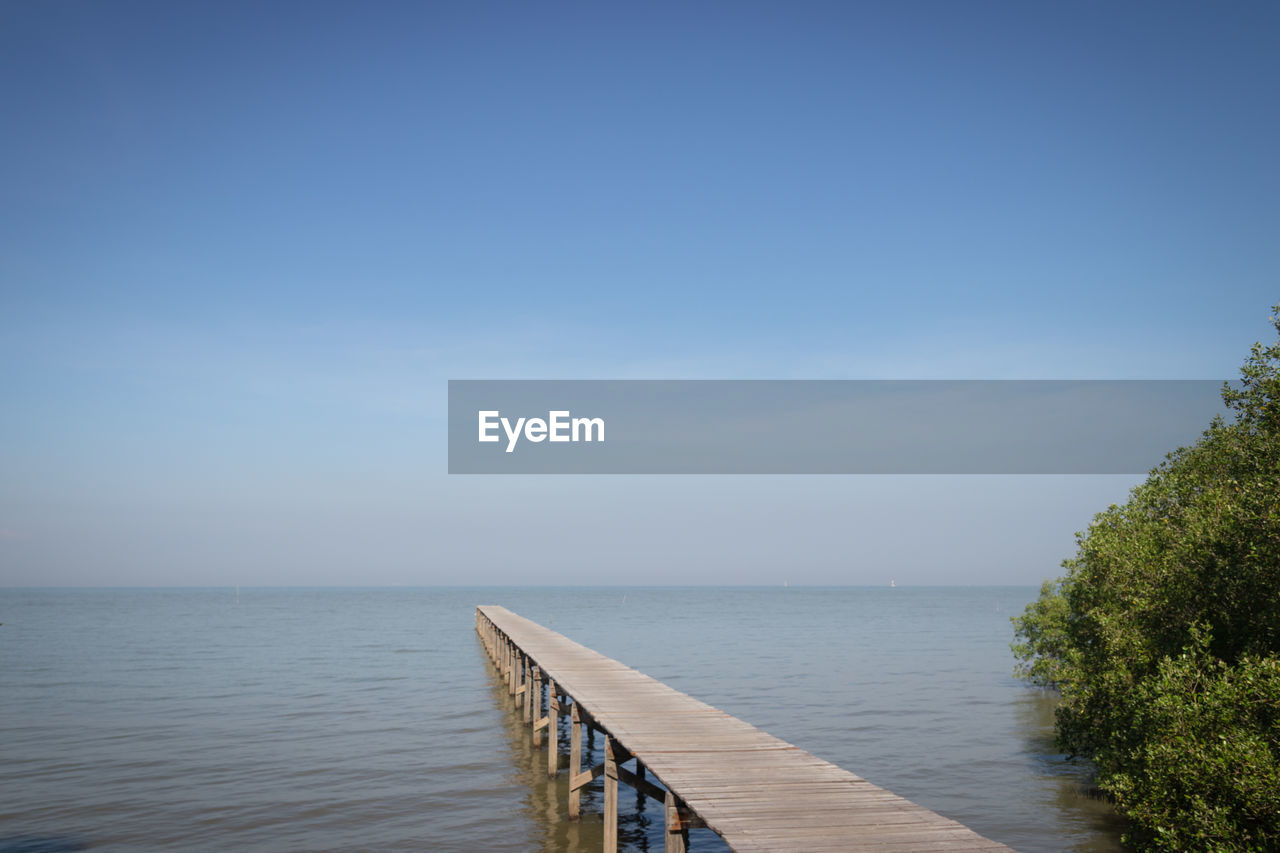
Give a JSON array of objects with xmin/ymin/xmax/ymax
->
[{"xmin": 476, "ymin": 605, "xmax": 1015, "ymax": 852}]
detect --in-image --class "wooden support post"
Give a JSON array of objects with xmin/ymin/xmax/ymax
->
[
  {"xmin": 516, "ymin": 653, "xmax": 524, "ymax": 702},
  {"xmin": 604, "ymin": 736, "xmax": 619, "ymax": 853},
  {"xmin": 520, "ymin": 657, "xmax": 528, "ymax": 709},
  {"xmin": 569, "ymin": 702, "xmax": 582, "ymax": 820},
  {"xmin": 524, "ymin": 658, "xmax": 531, "ymax": 707},
  {"xmin": 527, "ymin": 666, "xmax": 539, "ymax": 729},
  {"xmin": 665, "ymin": 791, "xmax": 689, "ymax": 853},
  {"xmin": 529, "ymin": 666, "xmax": 540, "ymax": 742},
  {"xmin": 546, "ymin": 681, "xmax": 558, "ymax": 776}
]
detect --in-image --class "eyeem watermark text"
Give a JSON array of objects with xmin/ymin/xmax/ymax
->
[{"xmin": 478, "ymin": 410, "xmax": 606, "ymax": 453}]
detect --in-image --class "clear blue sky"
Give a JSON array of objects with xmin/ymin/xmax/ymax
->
[{"xmin": 2, "ymin": 1, "xmax": 1277, "ymax": 586}]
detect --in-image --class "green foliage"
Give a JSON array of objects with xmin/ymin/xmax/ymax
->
[{"xmin": 1013, "ymin": 306, "xmax": 1280, "ymax": 850}]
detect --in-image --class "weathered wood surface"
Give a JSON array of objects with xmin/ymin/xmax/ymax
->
[{"xmin": 477, "ymin": 605, "xmax": 1014, "ymax": 852}]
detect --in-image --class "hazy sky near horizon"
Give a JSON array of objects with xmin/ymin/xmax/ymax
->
[{"xmin": 2, "ymin": 1, "xmax": 1277, "ymax": 586}]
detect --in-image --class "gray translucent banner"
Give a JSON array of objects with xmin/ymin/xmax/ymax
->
[{"xmin": 447, "ymin": 380, "xmax": 1230, "ymax": 474}]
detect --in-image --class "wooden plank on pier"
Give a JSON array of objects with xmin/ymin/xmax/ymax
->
[{"xmin": 477, "ymin": 605, "xmax": 1014, "ymax": 853}]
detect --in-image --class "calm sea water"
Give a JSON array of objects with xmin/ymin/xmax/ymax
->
[{"xmin": 0, "ymin": 587, "xmax": 1124, "ymax": 852}]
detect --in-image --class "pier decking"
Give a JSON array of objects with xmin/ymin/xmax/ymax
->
[{"xmin": 476, "ymin": 605, "xmax": 1015, "ymax": 852}]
